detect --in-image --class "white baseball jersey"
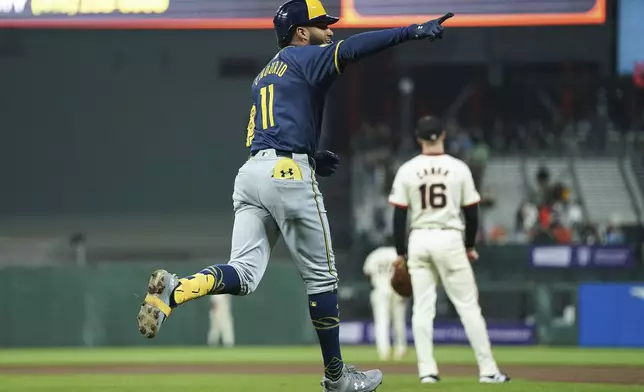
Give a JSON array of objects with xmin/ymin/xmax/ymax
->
[
  {"xmin": 363, "ymin": 246, "xmax": 398, "ymax": 291},
  {"xmin": 388, "ymin": 154, "xmax": 480, "ymax": 231}
]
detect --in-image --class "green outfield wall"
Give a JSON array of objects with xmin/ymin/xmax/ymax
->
[
  {"xmin": 0, "ymin": 261, "xmax": 317, "ymax": 348},
  {"xmin": 1, "ymin": 246, "xmax": 642, "ymax": 348}
]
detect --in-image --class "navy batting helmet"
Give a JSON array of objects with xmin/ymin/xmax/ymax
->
[{"xmin": 273, "ymin": 0, "xmax": 339, "ymax": 48}]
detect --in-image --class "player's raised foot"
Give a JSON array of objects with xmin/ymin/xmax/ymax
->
[
  {"xmin": 137, "ymin": 269, "xmax": 179, "ymax": 339},
  {"xmin": 420, "ymin": 375, "xmax": 440, "ymax": 384},
  {"xmin": 479, "ymin": 373, "xmax": 511, "ymax": 383},
  {"xmin": 321, "ymin": 364, "xmax": 383, "ymax": 392}
]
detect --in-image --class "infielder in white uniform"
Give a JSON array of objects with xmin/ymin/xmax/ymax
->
[
  {"xmin": 363, "ymin": 244, "xmax": 409, "ymax": 361},
  {"xmin": 388, "ymin": 115, "xmax": 510, "ymax": 384},
  {"xmin": 207, "ymin": 294, "xmax": 235, "ymax": 348}
]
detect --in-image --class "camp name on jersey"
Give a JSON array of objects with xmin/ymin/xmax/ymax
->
[{"xmin": 415, "ymin": 165, "xmax": 449, "ymax": 180}]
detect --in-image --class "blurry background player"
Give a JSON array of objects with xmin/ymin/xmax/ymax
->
[
  {"xmin": 363, "ymin": 241, "xmax": 408, "ymax": 361},
  {"xmin": 207, "ymin": 294, "xmax": 235, "ymax": 348},
  {"xmin": 388, "ymin": 115, "xmax": 510, "ymax": 384}
]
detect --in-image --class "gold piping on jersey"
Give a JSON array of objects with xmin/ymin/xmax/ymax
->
[
  {"xmin": 333, "ymin": 40, "xmax": 344, "ymax": 74},
  {"xmin": 245, "ymin": 104, "xmax": 256, "ymax": 147}
]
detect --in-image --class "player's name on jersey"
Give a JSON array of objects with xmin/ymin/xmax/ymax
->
[
  {"xmin": 30, "ymin": 0, "xmax": 168, "ymax": 16},
  {"xmin": 416, "ymin": 166, "xmax": 449, "ymax": 179},
  {"xmin": 254, "ymin": 60, "xmax": 289, "ymax": 86}
]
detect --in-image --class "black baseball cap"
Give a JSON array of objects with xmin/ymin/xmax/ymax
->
[{"xmin": 415, "ymin": 115, "xmax": 444, "ymax": 141}]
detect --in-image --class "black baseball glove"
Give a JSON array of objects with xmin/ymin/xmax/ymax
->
[
  {"xmin": 314, "ymin": 150, "xmax": 340, "ymax": 177},
  {"xmin": 409, "ymin": 12, "xmax": 454, "ymax": 42}
]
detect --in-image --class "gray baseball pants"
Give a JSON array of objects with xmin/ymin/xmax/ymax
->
[{"xmin": 227, "ymin": 148, "xmax": 339, "ymax": 296}]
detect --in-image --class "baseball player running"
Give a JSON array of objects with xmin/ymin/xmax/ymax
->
[
  {"xmin": 363, "ymin": 243, "xmax": 409, "ymax": 361},
  {"xmin": 137, "ymin": 2, "xmax": 455, "ymax": 390},
  {"xmin": 388, "ymin": 116, "xmax": 510, "ymax": 384}
]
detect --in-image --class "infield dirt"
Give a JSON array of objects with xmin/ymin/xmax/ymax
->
[{"xmin": 1, "ymin": 363, "xmax": 643, "ymax": 385}]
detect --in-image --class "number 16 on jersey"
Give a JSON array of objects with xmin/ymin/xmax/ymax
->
[{"xmin": 419, "ymin": 183, "xmax": 447, "ymax": 209}]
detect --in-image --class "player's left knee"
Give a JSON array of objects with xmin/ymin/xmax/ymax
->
[
  {"xmin": 411, "ymin": 311, "xmax": 434, "ymax": 328},
  {"xmin": 412, "ymin": 298, "xmax": 436, "ymax": 314},
  {"xmin": 228, "ymin": 262, "xmax": 257, "ymax": 296},
  {"xmin": 305, "ymin": 278, "xmax": 338, "ymax": 296},
  {"xmin": 453, "ymin": 296, "xmax": 481, "ymax": 311},
  {"xmin": 412, "ymin": 300, "xmax": 436, "ymax": 323},
  {"xmin": 457, "ymin": 303, "xmax": 482, "ymax": 315}
]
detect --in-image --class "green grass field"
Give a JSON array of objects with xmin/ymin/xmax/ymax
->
[
  {"xmin": 2, "ymin": 345, "xmax": 644, "ymax": 366},
  {"xmin": 3, "ymin": 374, "xmax": 643, "ymax": 392},
  {"xmin": 1, "ymin": 346, "xmax": 643, "ymax": 392}
]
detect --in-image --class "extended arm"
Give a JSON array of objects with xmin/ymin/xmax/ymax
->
[
  {"xmin": 299, "ymin": 12, "xmax": 454, "ymax": 83},
  {"xmin": 335, "ymin": 12, "xmax": 453, "ymax": 72}
]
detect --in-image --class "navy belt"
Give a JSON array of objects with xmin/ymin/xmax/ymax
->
[{"xmin": 250, "ymin": 149, "xmax": 316, "ymax": 168}]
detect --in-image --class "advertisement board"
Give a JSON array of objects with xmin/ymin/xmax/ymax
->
[
  {"xmin": 339, "ymin": 320, "xmax": 535, "ymax": 346},
  {"xmin": 341, "ymin": 0, "xmax": 605, "ymax": 28},
  {"xmin": 531, "ymin": 245, "xmax": 635, "ymax": 268},
  {"xmin": 0, "ymin": 0, "xmax": 606, "ymax": 29}
]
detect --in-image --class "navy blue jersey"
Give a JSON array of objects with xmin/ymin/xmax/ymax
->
[
  {"xmin": 245, "ymin": 43, "xmax": 341, "ymax": 156},
  {"xmin": 245, "ymin": 27, "xmax": 413, "ymax": 157}
]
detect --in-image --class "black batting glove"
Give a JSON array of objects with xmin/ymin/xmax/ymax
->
[
  {"xmin": 314, "ymin": 150, "xmax": 340, "ymax": 177},
  {"xmin": 408, "ymin": 12, "xmax": 454, "ymax": 42}
]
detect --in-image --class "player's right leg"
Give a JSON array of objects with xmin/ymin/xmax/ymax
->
[
  {"xmin": 220, "ymin": 311, "xmax": 235, "ymax": 348},
  {"xmin": 137, "ymin": 165, "xmax": 279, "ymax": 339},
  {"xmin": 407, "ymin": 232, "xmax": 441, "ymax": 382},
  {"xmin": 370, "ymin": 289, "xmax": 391, "ymax": 360},
  {"xmin": 391, "ymin": 293, "xmax": 408, "ymax": 360},
  {"xmin": 215, "ymin": 295, "xmax": 236, "ymax": 348},
  {"xmin": 207, "ymin": 297, "xmax": 220, "ymax": 346},
  {"xmin": 430, "ymin": 230, "xmax": 509, "ymax": 383},
  {"xmin": 259, "ymin": 151, "xmax": 382, "ymax": 392}
]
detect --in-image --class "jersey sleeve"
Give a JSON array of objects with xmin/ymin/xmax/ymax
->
[
  {"xmin": 461, "ymin": 165, "xmax": 481, "ymax": 207},
  {"xmin": 292, "ymin": 27, "xmax": 412, "ymax": 87},
  {"xmin": 294, "ymin": 42, "xmax": 343, "ymax": 86},
  {"xmin": 388, "ymin": 166, "xmax": 409, "ymax": 208}
]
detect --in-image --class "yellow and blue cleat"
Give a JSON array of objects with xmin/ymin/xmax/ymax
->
[{"xmin": 137, "ymin": 269, "xmax": 179, "ymax": 338}]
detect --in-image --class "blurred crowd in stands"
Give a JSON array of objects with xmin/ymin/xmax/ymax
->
[
  {"xmin": 512, "ymin": 166, "xmax": 624, "ymax": 246},
  {"xmin": 351, "ymin": 117, "xmax": 636, "ymax": 249},
  {"xmin": 350, "ymin": 72, "xmax": 644, "ymax": 252}
]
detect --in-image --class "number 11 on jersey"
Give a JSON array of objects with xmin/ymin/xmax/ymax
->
[
  {"xmin": 245, "ymin": 84, "xmax": 276, "ymax": 147},
  {"xmin": 259, "ymin": 84, "xmax": 275, "ymax": 130}
]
